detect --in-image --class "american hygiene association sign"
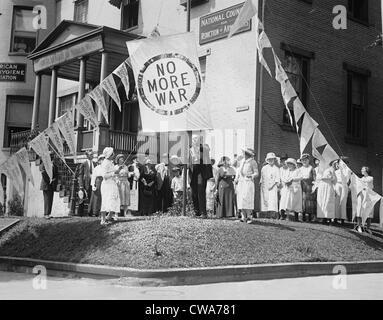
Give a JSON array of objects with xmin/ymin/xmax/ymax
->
[
  {"xmin": 137, "ymin": 53, "xmax": 202, "ymax": 116},
  {"xmin": 0, "ymin": 63, "xmax": 26, "ymax": 82},
  {"xmin": 199, "ymin": 2, "xmax": 252, "ymax": 45}
]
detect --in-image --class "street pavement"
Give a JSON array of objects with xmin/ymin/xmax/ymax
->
[{"xmin": 0, "ymin": 271, "xmax": 382, "ymax": 300}]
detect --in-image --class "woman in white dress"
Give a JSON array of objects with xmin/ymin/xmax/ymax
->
[
  {"xmin": 334, "ymin": 160, "xmax": 352, "ymax": 225},
  {"xmin": 285, "ymin": 158, "xmax": 303, "ymax": 221},
  {"xmin": 355, "ymin": 166, "xmax": 374, "ymax": 234},
  {"xmin": 316, "ymin": 161, "xmax": 337, "ymax": 224},
  {"xmin": 206, "ymin": 159, "xmax": 218, "ymax": 213},
  {"xmin": 279, "ymin": 156, "xmax": 290, "ymax": 220},
  {"xmin": 260, "ymin": 152, "xmax": 280, "ymax": 219},
  {"xmin": 235, "ymin": 148, "xmax": 259, "ymax": 223},
  {"xmin": 100, "ymin": 147, "xmax": 121, "ymax": 225}
]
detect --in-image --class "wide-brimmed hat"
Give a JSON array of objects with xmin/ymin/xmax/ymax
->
[
  {"xmin": 301, "ymin": 153, "xmax": 310, "ymax": 160},
  {"xmin": 297, "ymin": 159, "xmax": 302, "ymax": 164},
  {"xmin": 286, "ymin": 158, "xmax": 297, "ymax": 167},
  {"xmin": 170, "ymin": 155, "xmax": 181, "ymax": 165},
  {"xmin": 115, "ymin": 154, "xmax": 125, "ymax": 163},
  {"xmin": 102, "ymin": 147, "xmax": 114, "ymax": 159},
  {"xmin": 242, "ymin": 147, "xmax": 256, "ymax": 157},
  {"xmin": 78, "ymin": 189, "xmax": 88, "ymax": 204},
  {"xmin": 145, "ymin": 158, "xmax": 152, "ymax": 165},
  {"xmin": 265, "ymin": 152, "xmax": 277, "ymax": 161}
]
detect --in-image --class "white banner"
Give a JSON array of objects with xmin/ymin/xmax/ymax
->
[
  {"xmin": 56, "ymin": 111, "xmax": 76, "ymax": 155},
  {"xmin": 45, "ymin": 123, "xmax": 65, "ymax": 158},
  {"xmin": 101, "ymin": 74, "xmax": 121, "ymax": 111},
  {"xmin": 29, "ymin": 132, "xmax": 53, "ymax": 181},
  {"xmin": 76, "ymin": 95, "xmax": 98, "ymax": 128},
  {"xmin": 113, "ymin": 61, "xmax": 131, "ymax": 100},
  {"xmin": 15, "ymin": 147, "xmax": 34, "ymax": 187},
  {"xmin": 127, "ymin": 32, "xmax": 212, "ymax": 132},
  {"xmin": 89, "ymin": 85, "xmax": 109, "ymax": 124}
]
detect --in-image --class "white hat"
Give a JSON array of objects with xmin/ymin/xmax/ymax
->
[
  {"xmin": 286, "ymin": 158, "xmax": 297, "ymax": 167},
  {"xmin": 266, "ymin": 152, "xmax": 277, "ymax": 161},
  {"xmin": 242, "ymin": 147, "xmax": 256, "ymax": 157},
  {"xmin": 102, "ymin": 147, "xmax": 114, "ymax": 159}
]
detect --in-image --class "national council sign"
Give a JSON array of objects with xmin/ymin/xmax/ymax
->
[
  {"xmin": 127, "ymin": 33, "xmax": 212, "ymax": 132},
  {"xmin": 137, "ymin": 53, "xmax": 202, "ymax": 116}
]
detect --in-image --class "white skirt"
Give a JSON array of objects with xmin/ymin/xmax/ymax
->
[
  {"xmin": 100, "ymin": 178, "xmax": 121, "ymax": 213},
  {"xmin": 237, "ymin": 178, "xmax": 255, "ymax": 210},
  {"xmin": 317, "ymin": 181, "xmax": 335, "ymax": 219},
  {"xmin": 261, "ymin": 184, "xmax": 279, "ymax": 212},
  {"xmin": 279, "ymin": 186, "xmax": 289, "ymax": 211},
  {"xmin": 286, "ymin": 185, "xmax": 302, "ymax": 212}
]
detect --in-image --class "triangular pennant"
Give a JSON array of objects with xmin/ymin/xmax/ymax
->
[
  {"xmin": 76, "ymin": 95, "xmax": 98, "ymax": 128},
  {"xmin": 15, "ymin": 147, "xmax": 34, "ymax": 187},
  {"xmin": 9, "ymin": 157, "xmax": 24, "ymax": 198},
  {"xmin": 300, "ymin": 113, "xmax": 318, "ymax": 155},
  {"xmin": 256, "ymin": 31, "xmax": 272, "ymax": 76},
  {"xmin": 312, "ymin": 128, "xmax": 328, "ymax": 151},
  {"xmin": 228, "ymin": 0, "xmax": 258, "ymax": 38},
  {"xmin": 113, "ymin": 61, "xmax": 131, "ymax": 100},
  {"xmin": 281, "ymin": 80, "xmax": 297, "ymax": 106},
  {"xmin": 56, "ymin": 111, "xmax": 76, "ymax": 155},
  {"xmin": 273, "ymin": 50, "xmax": 289, "ymax": 83},
  {"xmin": 45, "ymin": 123, "xmax": 65, "ymax": 158},
  {"xmin": 101, "ymin": 74, "xmax": 121, "ymax": 111},
  {"xmin": 29, "ymin": 132, "xmax": 53, "ymax": 181},
  {"xmin": 293, "ymin": 98, "xmax": 306, "ymax": 131},
  {"xmin": 321, "ymin": 144, "xmax": 339, "ymax": 167},
  {"xmin": 361, "ymin": 189, "xmax": 381, "ymax": 226},
  {"xmin": 89, "ymin": 85, "xmax": 109, "ymax": 124}
]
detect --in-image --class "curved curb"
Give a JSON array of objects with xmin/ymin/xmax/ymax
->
[{"xmin": 1, "ymin": 256, "xmax": 383, "ymax": 287}]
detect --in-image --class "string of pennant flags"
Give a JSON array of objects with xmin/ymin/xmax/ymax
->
[
  {"xmin": 0, "ymin": 25, "xmax": 162, "ymax": 207},
  {"xmin": 229, "ymin": 0, "xmax": 383, "ymax": 227}
]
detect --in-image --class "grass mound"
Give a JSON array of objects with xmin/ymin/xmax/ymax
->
[{"xmin": 0, "ymin": 216, "xmax": 382, "ymax": 269}]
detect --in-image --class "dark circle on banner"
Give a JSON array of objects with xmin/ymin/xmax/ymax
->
[{"xmin": 137, "ymin": 53, "xmax": 202, "ymax": 116}]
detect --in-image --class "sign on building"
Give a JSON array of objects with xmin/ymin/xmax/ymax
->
[
  {"xmin": 0, "ymin": 63, "xmax": 26, "ymax": 82},
  {"xmin": 199, "ymin": 3, "xmax": 252, "ymax": 45}
]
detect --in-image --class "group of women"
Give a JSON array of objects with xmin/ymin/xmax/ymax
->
[
  {"xmin": 205, "ymin": 150, "xmax": 376, "ymax": 234},
  {"xmin": 91, "ymin": 148, "xmax": 175, "ymax": 225}
]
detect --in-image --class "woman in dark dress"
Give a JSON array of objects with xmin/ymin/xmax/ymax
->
[
  {"xmin": 216, "ymin": 156, "xmax": 236, "ymax": 218},
  {"xmin": 140, "ymin": 159, "xmax": 157, "ymax": 215}
]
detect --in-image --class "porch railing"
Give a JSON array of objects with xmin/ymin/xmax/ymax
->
[
  {"xmin": 10, "ymin": 130, "xmax": 32, "ymax": 153},
  {"xmin": 110, "ymin": 130, "xmax": 158, "ymax": 156}
]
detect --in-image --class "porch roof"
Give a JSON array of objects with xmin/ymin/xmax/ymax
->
[{"xmin": 28, "ymin": 20, "xmax": 143, "ymax": 83}]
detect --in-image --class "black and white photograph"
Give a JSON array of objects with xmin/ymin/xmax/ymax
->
[{"xmin": 0, "ymin": 0, "xmax": 382, "ymax": 310}]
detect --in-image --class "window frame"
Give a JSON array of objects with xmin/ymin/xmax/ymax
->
[
  {"xmin": 4, "ymin": 95, "xmax": 33, "ymax": 148},
  {"xmin": 347, "ymin": 0, "xmax": 369, "ymax": 26},
  {"xmin": 344, "ymin": 63, "xmax": 370, "ymax": 146},
  {"xmin": 120, "ymin": 0, "xmax": 140, "ymax": 31},
  {"xmin": 9, "ymin": 5, "xmax": 37, "ymax": 55},
  {"xmin": 73, "ymin": 0, "xmax": 89, "ymax": 23},
  {"xmin": 280, "ymin": 44, "xmax": 313, "ymax": 130}
]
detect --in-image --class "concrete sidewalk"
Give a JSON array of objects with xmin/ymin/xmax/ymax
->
[{"xmin": 1, "ymin": 256, "xmax": 383, "ymax": 287}]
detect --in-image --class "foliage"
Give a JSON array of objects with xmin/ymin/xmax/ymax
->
[{"xmin": 7, "ymin": 195, "xmax": 24, "ymax": 217}]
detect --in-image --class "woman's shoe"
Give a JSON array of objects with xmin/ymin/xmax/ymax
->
[{"xmin": 357, "ymin": 226, "xmax": 363, "ymax": 233}]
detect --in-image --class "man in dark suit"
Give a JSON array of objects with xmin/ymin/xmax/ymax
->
[
  {"xmin": 189, "ymin": 135, "xmax": 213, "ymax": 218},
  {"xmin": 40, "ymin": 154, "xmax": 58, "ymax": 219},
  {"xmin": 78, "ymin": 150, "xmax": 95, "ymax": 216}
]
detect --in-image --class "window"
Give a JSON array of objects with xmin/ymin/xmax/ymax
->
[
  {"xmin": 4, "ymin": 96, "xmax": 33, "ymax": 148},
  {"xmin": 121, "ymin": 0, "xmax": 139, "ymax": 30},
  {"xmin": 58, "ymin": 94, "xmax": 76, "ymax": 118},
  {"xmin": 348, "ymin": 0, "xmax": 368, "ymax": 24},
  {"xmin": 346, "ymin": 70, "xmax": 368, "ymax": 143},
  {"xmin": 10, "ymin": 6, "xmax": 37, "ymax": 54},
  {"xmin": 282, "ymin": 51, "xmax": 310, "ymax": 126},
  {"xmin": 74, "ymin": 0, "xmax": 88, "ymax": 23}
]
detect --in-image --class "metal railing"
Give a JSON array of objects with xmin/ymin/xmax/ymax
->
[{"xmin": 110, "ymin": 130, "xmax": 158, "ymax": 156}]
